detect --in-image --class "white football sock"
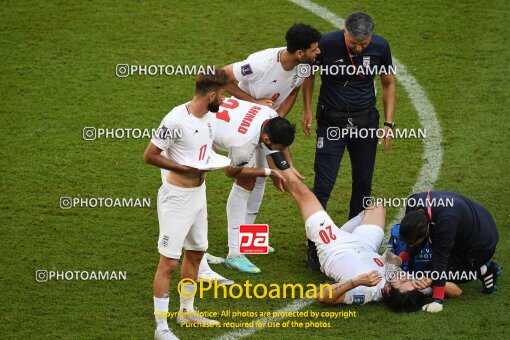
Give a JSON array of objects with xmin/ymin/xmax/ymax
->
[
  {"xmin": 198, "ymin": 254, "xmax": 212, "ymax": 275},
  {"xmin": 154, "ymin": 296, "xmax": 169, "ymax": 331},
  {"xmin": 245, "ymin": 177, "xmax": 267, "ymax": 224},
  {"xmin": 340, "ymin": 211, "xmax": 365, "ymax": 233},
  {"xmin": 179, "ymin": 282, "xmax": 195, "ymax": 312},
  {"xmin": 227, "ymin": 183, "xmax": 251, "ymax": 258}
]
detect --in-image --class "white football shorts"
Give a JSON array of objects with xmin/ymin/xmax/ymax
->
[
  {"xmin": 305, "ymin": 210, "xmax": 384, "ymax": 278},
  {"xmin": 156, "ymin": 181, "xmax": 208, "ymax": 259}
]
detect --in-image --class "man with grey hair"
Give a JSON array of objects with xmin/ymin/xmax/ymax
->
[{"xmin": 301, "ymin": 12, "xmax": 396, "ymax": 271}]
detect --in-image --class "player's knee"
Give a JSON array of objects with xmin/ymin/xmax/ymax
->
[
  {"xmin": 373, "ymin": 204, "xmax": 386, "ymax": 219},
  {"xmin": 236, "ymin": 177, "xmax": 256, "ymax": 191},
  {"xmin": 449, "ymin": 285, "xmax": 462, "ymax": 298},
  {"xmin": 454, "ymin": 287, "xmax": 462, "ymax": 298},
  {"xmin": 158, "ymin": 256, "xmax": 179, "ymax": 274},
  {"xmin": 363, "ymin": 204, "xmax": 386, "ymax": 230}
]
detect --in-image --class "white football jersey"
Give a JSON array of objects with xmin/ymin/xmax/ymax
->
[
  {"xmin": 213, "ymin": 97, "xmax": 278, "ymax": 150},
  {"xmin": 151, "ymin": 102, "xmax": 215, "ymax": 183},
  {"xmin": 341, "ymin": 252, "xmax": 387, "ymax": 305},
  {"xmin": 232, "ymin": 47, "xmax": 305, "ymax": 109}
]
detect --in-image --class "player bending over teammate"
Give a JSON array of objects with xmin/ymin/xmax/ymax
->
[
  {"xmin": 209, "ymin": 23, "xmax": 321, "ymax": 275},
  {"xmin": 197, "ymin": 98, "xmax": 296, "ymax": 280},
  {"xmin": 270, "ymin": 159, "xmax": 461, "ymax": 312}
]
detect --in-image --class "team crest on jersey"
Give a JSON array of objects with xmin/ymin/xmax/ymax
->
[
  {"xmin": 317, "ymin": 137, "xmax": 324, "ymax": 149},
  {"xmin": 291, "ymin": 74, "xmax": 299, "ymax": 87},
  {"xmin": 241, "ymin": 63, "xmax": 253, "ymax": 76},
  {"xmin": 162, "ymin": 235, "xmax": 169, "ymax": 248},
  {"xmin": 207, "ymin": 122, "xmax": 213, "ymax": 139},
  {"xmin": 158, "ymin": 125, "xmax": 168, "ymax": 140},
  {"xmin": 353, "ymin": 295, "xmax": 366, "ymax": 305},
  {"xmin": 363, "ymin": 56, "xmax": 370, "ymax": 67}
]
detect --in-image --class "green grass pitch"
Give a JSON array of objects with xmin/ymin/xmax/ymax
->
[{"xmin": 1, "ymin": 0, "xmax": 509, "ymax": 339}]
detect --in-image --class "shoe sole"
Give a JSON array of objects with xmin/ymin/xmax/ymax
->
[{"xmin": 197, "ymin": 278, "xmax": 235, "ymax": 285}]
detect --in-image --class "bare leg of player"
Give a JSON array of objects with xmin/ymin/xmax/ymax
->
[
  {"xmin": 153, "ymin": 256, "xmax": 179, "ymax": 340},
  {"xmin": 176, "ymin": 250, "xmax": 220, "ymax": 326},
  {"xmin": 360, "ymin": 205, "xmax": 386, "ymax": 231}
]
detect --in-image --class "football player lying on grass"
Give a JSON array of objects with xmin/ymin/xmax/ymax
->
[{"xmin": 266, "ymin": 154, "xmax": 462, "ymax": 312}]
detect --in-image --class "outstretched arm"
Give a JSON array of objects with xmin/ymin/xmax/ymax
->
[
  {"xmin": 266, "ymin": 154, "xmax": 323, "ymax": 221},
  {"xmin": 317, "ymin": 271, "xmax": 382, "ymax": 305}
]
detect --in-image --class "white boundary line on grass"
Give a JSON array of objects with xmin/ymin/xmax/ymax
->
[{"xmin": 215, "ymin": 1, "xmax": 443, "ymax": 338}]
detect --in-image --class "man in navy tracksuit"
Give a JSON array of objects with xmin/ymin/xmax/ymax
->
[
  {"xmin": 397, "ymin": 191, "xmax": 501, "ymax": 313},
  {"xmin": 302, "ymin": 12, "xmax": 396, "ymax": 270}
]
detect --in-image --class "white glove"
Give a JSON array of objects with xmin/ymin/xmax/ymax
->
[{"xmin": 422, "ymin": 302, "xmax": 443, "ymax": 313}]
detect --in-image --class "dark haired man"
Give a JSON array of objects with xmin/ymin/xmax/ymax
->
[
  {"xmin": 266, "ymin": 160, "xmax": 461, "ymax": 312},
  {"xmin": 223, "ymin": 23, "xmax": 322, "ymax": 117},
  {"xmin": 201, "ymin": 23, "xmax": 321, "ymax": 275},
  {"xmin": 396, "ymin": 191, "xmax": 501, "ymax": 313},
  {"xmin": 196, "ymin": 97, "xmax": 295, "ymax": 276},
  {"xmin": 144, "ymin": 70, "xmax": 228, "ymax": 339},
  {"xmin": 302, "ymin": 12, "xmax": 396, "ymax": 272}
]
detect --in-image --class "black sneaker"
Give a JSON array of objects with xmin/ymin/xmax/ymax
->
[
  {"xmin": 480, "ymin": 261, "xmax": 503, "ymax": 294},
  {"xmin": 307, "ymin": 239, "xmax": 321, "ymax": 272}
]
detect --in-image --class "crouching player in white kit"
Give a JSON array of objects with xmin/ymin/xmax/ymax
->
[
  {"xmin": 197, "ymin": 97, "xmax": 295, "ymax": 279},
  {"xmin": 273, "ymin": 164, "xmax": 462, "ymax": 312},
  {"xmin": 144, "ymin": 71, "xmax": 227, "ymax": 340}
]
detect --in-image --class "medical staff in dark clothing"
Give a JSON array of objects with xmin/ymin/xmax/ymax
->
[
  {"xmin": 302, "ymin": 12, "xmax": 396, "ymax": 270},
  {"xmin": 397, "ymin": 191, "xmax": 501, "ymax": 313}
]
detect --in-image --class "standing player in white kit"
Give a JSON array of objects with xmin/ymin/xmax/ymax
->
[
  {"xmin": 200, "ymin": 24, "xmax": 322, "ymax": 275},
  {"xmin": 144, "ymin": 71, "xmax": 228, "ymax": 340}
]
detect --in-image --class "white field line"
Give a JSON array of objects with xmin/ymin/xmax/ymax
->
[{"xmin": 215, "ymin": 1, "xmax": 443, "ymax": 338}]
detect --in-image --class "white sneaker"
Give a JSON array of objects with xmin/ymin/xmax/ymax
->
[
  {"xmin": 206, "ymin": 253, "xmax": 226, "ymax": 264},
  {"xmin": 154, "ymin": 328, "xmax": 179, "ymax": 340},
  {"xmin": 177, "ymin": 309, "xmax": 220, "ymax": 326},
  {"xmin": 197, "ymin": 269, "xmax": 234, "ymax": 285}
]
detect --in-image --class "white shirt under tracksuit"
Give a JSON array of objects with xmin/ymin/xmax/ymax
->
[
  {"xmin": 232, "ymin": 47, "xmax": 305, "ymax": 110},
  {"xmin": 151, "ymin": 103, "xmax": 215, "ymax": 259}
]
